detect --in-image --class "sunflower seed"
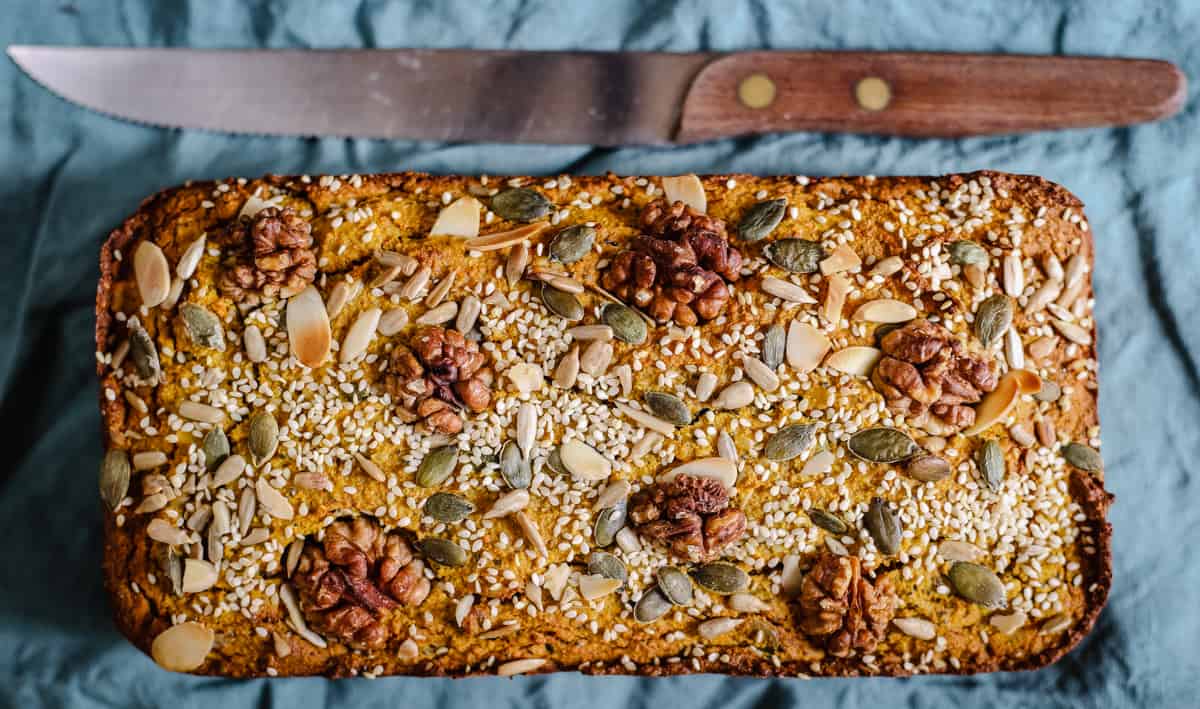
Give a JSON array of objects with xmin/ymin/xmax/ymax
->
[
  {"xmin": 737, "ymin": 198, "xmax": 787, "ymax": 243},
  {"xmin": 416, "ymin": 301, "xmax": 458, "ymax": 326},
  {"xmin": 630, "ymin": 431, "xmax": 662, "ymax": 460},
  {"xmin": 339, "ymin": 307, "xmax": 381, "ymax": 361},
  {"xmin": 851, "ymin": 299, "xmax": 918, "ymax": 324},
  {"xmin": 155, "ymin": 544, "xmax": 184, "ymax": 595},
  {"xmin": 541, "ymin": 283, "xmax": 583, "ymax": 321},
  {"xmin": 147, "ymin": 519, "xmax": 193, "ymax": 546},
  {"xmin": 1009, "ymin": 423, "xmax": 1036, "ymax": 448},
  {"xmin": 237, "ymin": 487, "xmax": 255, "ymax": 536},
  {"xmin": 635, "ymin": 587, "xmax": 672, "ymax": 623},
  {"xmin": 500, "ymin": 440, "xmax": 532, "ymax": 489},
  {"xmin": 948, "ymin": 561, "xmax": 1007, "ymax": 608},
  {"xmin": 247, "ymin": 412, "xmax": 278, "ymax": 465},
  {"xmin": 492, "ymin": 188, "xmax": 551, "ymax": 222},
  {"xmin": 496, "ymin": 658, "xmax": 546, "ymax": 676},
  {"xmin": 416, "ymin": 445, "xmax": 458, "ymax": 487},
  {"xmin": 644, "ymin": 391, "xmax": 692, "ymax": 426},
  {"xmin": 1041, "ymin": 613, "xmax": 1073, "ymax": 634},
  {"xmin": 379, "ymin": 307, "xmax": 411, "ymax": 336},
  {"xmin": 948, "ymin": 240, "xmax": 989, "ymax": 267},
  {"xmin": 808, "ymin": 508, "xmax": 848, "ymax": 535},
  {"xmin": 418, "ymin": 537, "xmax": 469, "ymax": 567},
  {"xmin": 691, "ymin": 562, "xmax": 749, "ymax": 595},
  {"xmin": 1062, "ymin": 442, "xmax": 1102, "ymax": 472},
  {"xmin": 201, "ymin": 428, "xmax": 230, "ymax": 471},
  {"xmin": 554, "ymin": 345, "xmax": 580, "ymax": 388},
  {"xmin": 516, "ymin": 402, "xmax": 536, "ymax": 456},
  {"xmin": 655, "ymin": 566, "xmax": 694, "ymax": 605},
  {"xmin": 990, "ymin": 610, "xmax": 1027, "ymax": 635},
  {"xmin": 150, "ymin": 621, "xmax": 214, "ymax": 672},
  {"xmin": 129, "ymin": 326, "xmax": 161, "ymax": 382},
  {"xmin": 242, "ymin": 325, "xmax": 268, "ymax": 362},
  {"xmin": 549, "ymin": 224, "xmax": 596, "ymax": 263},
  {"xmin": 848, "ymin": 427, "xmax": 919, "ymax": 463},
  {"xmin": 594, "ymin": 479, "xmax": 631, "ymax": 511},
  {"xmin": 906, "ymin": 454, "xmax": 952, "ymax": 482},
  {"xmin": 870, "ymin": 255, "xmax": 905, "ymax": 278},
  {"xmin": 1025, "ymin": 279, "xmax": 1062, "ymax": 315},
  {"xmin": 399, "ymin": 265, "xmax": 431, "ymax": 301},
  {"xmin": 822, "ymin": 274, "xmax": 850, "ymax": 323},
  {"xmin": 1005, "ymin": 327, "xmax": 1025, "ymax": 369},
  {"xmin": 713, "ymin": 381, "xmax": 754, "ymax": 410},
  {"xmin": 1051, "ymin": 318, "xmax": 1092, "ymax": 346},
  {"xmin": 938, "ymin": 539, "xmax": 985, "ymax": 563},
  {"xmin": 765, "ymin": 239, "xmax": 824, "ymax": 273},
  {"xmin": 132, "ymin": 451, "xmax": 168, "ymax": 471},
  {"xmin": 698, "ymin": 617, "xmax": 742, "ymax": 640},
  {"xmin": 176, "ymin": 234, "xmax": 206, "ymax": 279},
  {"xmin": 179, "ymin": 401, "xmax": 224, "ymax": 424},
  {"xmin": 741, "ymin": 355, "xmax": 780, "ymax": 392},
  {"xmin": 695, "ymin": 372, "xmax": 718, "ymax": 402},
  {"xmin": 134, "ymin": 241, "xmax": 171, "ymax": 308},
  {"xmin": 100, "ymin": 449, "xmax": 131, "ymax": 512},
  {"xmin": 505, "ymin": 242, "xmax": 530, "ymax": 286},
  {"xmin": 760, "ymin": 276, "xmax": 817, "ymax": 303},
  {"xmin": 1064, "ymin": 253, "xmax": 1087, "ymax": 289},
  {"xmin": 1002, "ymin": 250, "xmax": 1025, "ymax": 296},
  {"xmin": 579, "ymin": 340, "xmax": 613, "ymax": 376},
  {"xmin": 369, "ymin": 264, "xmax": 403, "ymax": 290},
  {"xmin": 255, "ymin": 478, "xmax": 293, "ymax": 520},
  {"xmin": 178, "ymin": 304, "xmax": 226, "ymax": 351},
  {"xmin": 425, "ymin": 270, "xmax": 456, "ymax": 308},
  {"xmin": 974, "ymin": 294, "xmax": 1013, "ymax": 348},
  {"xmin": 588, "ymin": 551, "xmax": 628, "ymax": 584},
  {"xmin": 593, "ymin": 501, "xmax": 627, "ymax": 547},
  {"xmin": 513, "ymin": 510, "xmax": 548, "ymax": 557},
  {"xmin": 763, "ymin": 424, "xmax": 817, "ymax": 461},
  {"xmin": 161, "ymin": 277, "xmax": 185, "ymax": 310},
  {"xmin": 484, "ymin": 489, "xmax": 530, "ymax": 519},
  {"xmin": 729, "ymin": 593, "xmax": 770, "ymax": 613},
  {"xmin": 963, "ymin": 263, "xmax": 986, "ymax": 290},
  {"xmin": 354, "ymin": 452, "xmax": 386, "ymax": 482},
  {"xmin": 716, "ymin": 430, "xmax": 738, "ymax": 465},
  {"xmin": 566, "ymin": 325, "xmax": 613, "ymax": 342},
  {"xmin": 893, "ymin": 617, "xmax": 936, "ymax": 640},
  {"xmin": 602, "ymin": 303, "xmax": 647, "ymax": 344},
  {"xmin": 865, "ymin": 497, "xmax": 902, "ymax": 555},
  {"xmin": 375, "ymin": 249, "xmax": 419, "ymax": 274},
  {"xmin": 976, "ymin": 439, "xmax": 1005, "ymax": 492}
]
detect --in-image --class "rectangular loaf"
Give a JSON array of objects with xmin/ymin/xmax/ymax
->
[{"xmin": 95, "ymin": 171, "xmax": 1111, "ymax": 678}]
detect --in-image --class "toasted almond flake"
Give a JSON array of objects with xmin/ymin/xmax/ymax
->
[
  {"xmin": 713, "ymin": 381, "xmax": 754, "ymax": 410},
  {"xmin": 354, "ymin": 453, "xmax": 386, "ymax": 483},
  {"xmin": 566, "ymin": 325, "xmax": 614, "ymax": 341},
  {"xmin": 780, "ymin": 554, "xmax": 803, "ymax": 596},
  {"xmin": 416, "ymin": 301, "xmax": 458, "ymax": 326},
  {"xmin": 962, "ymin": 374, "xmax": 1020, "ymax": 435},
  {"xmin": 851, "ymin": 299, "xmax": 918, "ymax": 323},
  {"xmin": 869, "ymin": 255, "xmax": 904, "ymax": 278},
  {"xmin": 378, "ymin": 308, "xmax": 410, "ymax": 336},
  {"xmin": 893, "ymin": 617, "xmax": 936, "ymax": 640},
  {"xmin": 273, "ymin": 631, "xmax": 292, "ymax": 658},
  {"xmin": 1028, "ymin": 335, "xmax": 1058, "ymax": 360},
  {"xmin": 238, "ymin": 195, "xmax": 274, "ymax": 219},
  {"xmin": 243, "ymin": 325, "xmax": 267, "ymax": 363},
  {"xmin": 824, "ymin": 346, "xmax": 881, "ymax": 376},
  {"xmin": 695, "ymin": 372, "xmax": 718, "ymax": 402},
  {"xmin": 579, "ymin": 340, "xmax": 614, "ymax": 377},
  {"xmin": 396, "ymin": 638, "xmax": 419, "ymax": 660},
  {"xmin": 657, "ymin": 457, "xmax": 737, "ymax": 489},
  {"xmin": 133, "ymin": 241, "xmax": 171, "ymax": 308},
  {"xmin": 760, "ymin": 276, "xmax": 816, "ymax": 304},
  {"xmin": 147, "ymin": 519, "xmax": 194, "ymax": 546},
  {"xmin": 517, "ymin": 402, "xmax": 537, "ymax": 457},
  {"xmin": 819, "ymin": 243, "xmax": 861, "ymax": 275},
  {"xmin": 455, "ymin": 595, "xmax": 476, "ymax": 627},
  {"xmin": 990, "ymin": 610, "xmax": 1028, "ymax": 635},
  {"xmin": 698, "ymin": 617, "xmax": 742, "ymax": 640},
  {"xmin": 801, "ymin": 449, "xmax": 835, "ymax": 477},
  {"xmin": 178, "ymin": 401, "xmax": 225, "ymax": 424},
  {"xmin": 615, "ymin": 364, "xmax": 633, "ymax": 397},
  {"xmin": 594, "ymin": 480, "xmax": 631, "ymax": 510},
  {"xmin": 525, "ymin": 581, "xmax": 544, "ymax": 611},
  {"xmin": 579, "ymin": 574, "xmax": 622, "ymax": 601},
  {"xmin": 729, "ymin": 593, "xmax": 770, "ymax": 613},
  {"xmin": 376, "ymin": 249, "xmax": 419, "ymax": 274},
  {"xmin": 254, "ymin": 478, "xmax": 294, "ymax": 520},
  {"xmin": 465, "ymin": 222, "xmax": 550, "ymax": 252},
  {"xmin": 484, "ymin": 489, "xmax": 530, "ymax": 519},
  {"xmin": 740, "ymin": 355, "xmax": 780, "ymax": 392},
  {"xmin": 399, "ymin": 265, "xmax": 432, "ymax": 301},
  {"xmin": 151, "ymin": 622, "xmax": 214, "ymax": 672},
  {"xmin": 339, "ymin": 307, "xmax": 381, "ymax": 363},
  {"xmin": 1051, "ymin": 318, "xmax": 1092, "ymax": 346},
  {"xmin": 615, "ymin": 526, "xmax": 642, "ymax": 553},
  {"xmin": 554, "ymin": 345, "xmax": 580, "ymax": 389},
  {"xmin": 505, "ymin": 242, "xmax": 530, "ymax": 286},
  {"xmin": 938, "ymin": 539, "xmax": 985, "ymax": 562},
  {"xmin": 513, "ymin": 510, "xmax": 548, "ymax": 557},
  {"xmin": 558, "ymin": 439, "xmax": 611, "ymax": 482},
  {"xmin": 661, "ymin": 174, "xmax": 706, "ymax": 212},
  {"xmin": 431, "ymin": 196, "xmax": 481, "ymax": 237},
  {"xmin": 456, "ymin": 294, "xmax": 482, "ymax": 333},
  {"xmin": 630, "ymin": 431, "xmax": 663, "ymax": 460},
  {"xmin": 132, "ymin": 451, "xmax": 168, "ymax": 471},
  {"xmin": 1003, "ymin": 250, "xmax": 1025, "ymax": 296},
  {"xmin": 506, "ymin": 362, "xmax": 544, "ymax": 395},
  {"xmin": 497, "ymin": 658, "xmax": 547, "ymax": 677},
  {"xmin": 210, "ymin": 454, "xmax": 247, "ymax": 488},
  {"xmin": 614, "ymin": 402, "xmax": 676, "ymax": 438},
  {"xmin": 286, "ymin": 285, "xmax": 331, "ymax": 368},
  {"xmin": 821, "ymin": 274, "xmax": 850, "ymax": 323},
  {"xmin": 787, "ymin": 321, "xmax": 831, "ymax": 372},
  {"xmin": 176, "ymin": 235, "xmax": 206, "ymax": 279},
  {"xmin": 544, "ymin": 564, "xmax": 570, "ymax": 601},
  {"xmin": 182, "ymin": 558, "xmax": 218, "ymax": 593}
]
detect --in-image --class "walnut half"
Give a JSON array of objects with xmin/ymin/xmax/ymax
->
[{"xmin": 797, "ymin": 552, "xmax": 896, "ymax": 657}]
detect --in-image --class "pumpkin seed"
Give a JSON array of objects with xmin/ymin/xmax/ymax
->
[
  {"xmin": 906, "ymin": 454, "xmax": 952, "ymax": 482},
  {"xmin": 808, "ymin": 509, "xmax": 848, "ymax": 535},
  {"xmin": 763, "ymin": 424, "xmax": 817, "ymax": 462},
  {"xmin": 492, "ymin": 188, "xmax": 552, "ymax": 222},
  {"xmin": 848, "ymin": 427, "xmax": 919, "ymax": 463},
  {"xmin": 587, "ymin": 551, "xmax": 628, "ymax": 584},
  {"xmin": 948, "ymin": 561, "xmax": 1007, "ymax": 608},
  {"xmin": 737, "ymin": 198, "xmax": 787, "ymax": 243},
  {"xmin": 593, "ymin": 501, "xmax": 627, "ymax": 547},
  {"xmin": 129, "ymin": 326, "xmax": 161, "ymax": 381},
  {"xmin": 418, "ymin": 537, "xmax": 469, "ymax": 567},
  {"xmin": 634, "ymin": 587, "xmax": 672, "ymax": 623},
  {"xmin": 423, "ymin": 492, "xmax": 475, "ymax": 523},
  {"xmin": 865, "ymin": 497, "xmax": 902, "ymax": 555},
  {"xmin": 540, "ymin": 283, "xmax": 583, "ymax": 321},
  {"xmin": 416, "ymin": 445, "xmax": 458, "ymax": 487},
  {"xmin": 179, "ymin": 303, "xmax": 226, "ymax": 350},
  {"xmin": 974, "ymin": 294, "xmax": 1013, "ymax": 348},
  {"xmin": 948, "ymin": 240, "xmax": 990, "ymax": 267},
  {"xmin": 644, "ymin": 391, "xmax": 692, "ymax": 426},
  {"xmin": 99, "ymin": 449, "xmax": 131, "ymax": 512},
  {"xmin": 545, "ymin": 446, "xmax": 567, "ymax": 476},
  {"xmin": 1034, "ymin": 378, "xmax": 1062, "ymax": 403},
  {"xmin": 764, "ymin": 239, "xmax": 825, "ymax": 273},
  {"xmin": 549, "ymin": 224, "xmax": 595, "ymax": 263},
  {"xmin": 499, "ymin": 440, "xmax": 531, "ymax": 489},
  {"xmin": 976, "ymin": 439, "xmax": 1005, "ymax": 492},
  {"xmin": 691, "ymin": 562, "xmax": 749, "ymax": 595},
  {"xmin": 602, "ymin": 303, "xmax": 647, "ymax": 345},
  {"xmin": 201, "ymin": 427, "xmax": 230, "ymax": 471},
  {"xmin": 762, "ymin": 323, "xmax": 786, "ymax": 370},
  {"xmin": 247, "ymin": 412, "xmax": 278, "ymax": 465},
  {"xmin": 1062, "ymin": 442, "xmax": 1102, "ymax": 473},
  {"xmin": 656, "ymin": 566, "xmax": 694, "ymax": 605}
]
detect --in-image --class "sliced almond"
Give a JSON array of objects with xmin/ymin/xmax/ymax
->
[
  {"xmin": 579, "ymin": 340, "xmax": 613, "ymax": 377},
  {"xmin": 578, "ymin": 574, "xmax": 621, "ymax": 601},
  {"xmin": 990, "ymin": 610, "xmax": 1027, "ymax": 635},
  {"xmin": 134, "ymin": 241, "xmax": 171, "ymax": 308},
  {"xmin": 614, "ymin": 402, "xmax": 677, "ymax": 438},
  {"xmin": 961, "ymin": 374, "xmax": 1020, "ymax": 435},
  {"xmin": 661, "ymin": 174, "xmax": 706, "ymax": 213},
  {"xmin": 821, "ymin": 274, "xmax": 850, "ymax": 324},
  {"xmin": 176, "ymin": 234, "xmax": 206, "ymax": 280},
  {"xmin": 286, "ymin": 285, "xmax": 331, "ymax": 368},
  {"xmin": 339, "ymin": 307, "xmax": 381, "ymax": 363},
  {"xmin": 740, "ymin": 355, "xmax": 780, "ymax": 392},
  {"xmin": 558, "ymin": 439, "xmax": 611, "ymax": 482},
  {"xmin": 800, "ymin": 449, "xmax": 835, "ymax": 477},
  {"xmin": 151, "ymin": 622, "xmax": 214, "ymax": 672},
  {"xmin": 544, "ymin": 563, "xmax": 571, "ymax": 601},
  {"xmin": 657, "ymin": 457, "xmax": 737, "ymax": 489},
  {"xmin": 851, "ymin": 299, "xmax": 917, "ymax": 323},
  {"xmin": 593, "ymin": 480, "xmax": 631, "ymax": 511},
  {"xmin": 506, "ymin": 362, "xmax": 544, "ymax": 395},
  {"xmin": 465, "ymin": 222, "xmax": 550, "ymax": 252},
  {"xmin": 780, "ymin": 554, "xmax": 804, "ymax": 596},
  {"xmin": 512, "ymin": 510, "xmax": 548, "ymax": 557},
  {"xmin": 254, "ymin": 478, "xmax": 294, "ymax": 520},
  {"xmin": 615, "ymin": 363, "xmax": 633, "ymax": 397},
  {"xmin": 497, "ymin": 658, "xmax": 547, "ymax": 677},
  {"xmin": 786, "ymin": 321, "xmax": 832, "ymax": 372},
  {"xmin": 182, "ymin": 558, "xmax": 218, "ymax": 593},
  {"xmin": 760, "ymin": 276, "xmax": 816, "ymax": 304},
  {"xmin": 819, "ymin": 243, "xmax": 861, "ymax": 275},
  {"xmin": 430, "ymin": 196, "xmax": 481, "ymax": 237},
  {"xmin": 824, "ymin": 346, "xmax": 882, "ymax": 376},
  {"xmin": 1028, "ymin": 335, "xmax": 1058, "ymax": 360},
  {"xmin": 630, "ymin": 431, "xmax": 663, "ymax": 460}
]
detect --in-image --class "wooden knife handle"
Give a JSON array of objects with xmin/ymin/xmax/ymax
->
[{"xmin": 677, "ymin": 51, "xmax": 1185, "ymax": 141}]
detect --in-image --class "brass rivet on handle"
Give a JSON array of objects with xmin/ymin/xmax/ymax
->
[
  {"xmin": 855, "ymin": 76, "xmax": 892, "ymax": 111},
  {"xmin": 738, "ymin": 74, "xmax": 777, "ymax": 109}
]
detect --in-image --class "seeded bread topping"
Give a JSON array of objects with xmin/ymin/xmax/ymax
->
[{"xmin": 96, "ymin": 171, "xmax": 1110, "ymax": 678}]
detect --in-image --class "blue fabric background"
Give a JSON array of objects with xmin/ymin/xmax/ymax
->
[{"xmin": 1, "ymin": 1, "xmax": 1197, "ymax": 706}]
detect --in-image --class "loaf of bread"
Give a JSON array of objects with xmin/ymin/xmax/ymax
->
[{"xmin": 95, "ymin": 171, "xmax": 1110, "ymax": 678}]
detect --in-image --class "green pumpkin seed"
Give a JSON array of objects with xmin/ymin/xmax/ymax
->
[
  {"xmin": 587, "ymin": 551, "xmax": 628, "ymax": 584},
  {"xmin": 655, "ymin": 566, "xmax": 694, "ymax": 605},
  {"xmin": 948, "ymin": 240, "xmax": 990, "ymax": 268},
  {"xmin": 179, "ymin": 303, "xmax": 226, "ymax": 350},
  {"xmin": 417, "ymin": 537, "xmax": 469, "ymax": 567},
  {"xmin": 976, "ymin": 439, "xmax": 1005, "ymax": 492},
  {"xmin": 202, "ymin": 428, "xmax": 230, "ymax": 471},
  {"xmin": 602, "ymin": 303, "xmax": 647, "ymax": 345},
  {"xmin": 848, "ymin": 427, "xmax": 919, "ymax": 463},
  {"xmin": 634, "ymin": 587, "xmax": 672, "ymax": 623},
  {"xmin": 99, "ymin": 449, "xmax": 131, "ymax": 512},
  {"xmin": 764, "ymin": 423, "xmax": 817, "ymax": 461},
  {"xmin": 423, "ymin": 492, "xmax": 475, "ymax": 523},
  {"xmin": 865, "ymin": 497, "xmax": 902, "ymax": 555},
  {"xmin": 644, "ymin": 391, "xmax": 692, "ymax": 426},
  {"xmin": 499, "ymin": 440, "xmax": 531, "ymax": 489},
  {"xmin": 416, "ymin": 445, "xmax": 458, "ymax": 487},
  {"xmin": 762, "ymin": 323, "xmax": 786, "ymax": 371},
  {"xmin": 247, "ymin": 412, "xmax": 278, "ymax": 465},
  {"xmin": 1034, "ymin": 379, "xmax": 1062, "ymax": 403},
  {"xmin": 593, "ymin": 501, "xmax": 627, "ymax": 547},
  {"xmin": 974, "ymin": 294, "xmax": 1013, "ymax": 348},
  {"xmin": 549, "ymin": 224, "xmax": 595, "ymax": 264},
  {"xmin": 906, "ymin": 454, "xmax": 951, "ymax": 482},
  {"xmin": 808, "ymin": 509, "xmax": 849, "ymax": 535},
  {"xmin": 545, "ymin": 447, "xmax": 567, "ymax": 476},
  {"xmin": 690, "ymin": 562, "xmax": 749, "ymax": 595},
  {"xmin": 1062, "ymin": 442, "xmax": 1102, "ymax": 473},
  {"xmin": 541, "ymin": 283, "xmax": 583, "ymax": 321},
  {"xmin": 948, "ymin": 561, "xmax": 1007, "ymax": 608},
  {"xmin": 129, "ymin": 327, "xmax": 160, "ymax": 381},
  {"xmin": 738, "ymin": 198, "xmax": 787, "ymax": 243},
  {"xmin": 492, "ymin": 188, "xmax": 551, "ymax": 222},
  {"xmin": 764, "ymin": 239, "xmax": 825, "ymax": 273}
]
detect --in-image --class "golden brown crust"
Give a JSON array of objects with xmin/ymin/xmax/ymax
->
[{"xmin": 96, "ymin": 170, "xmax": 1109, "ymax": 678}]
